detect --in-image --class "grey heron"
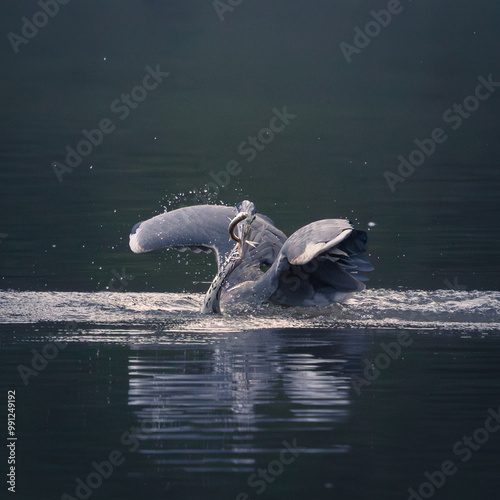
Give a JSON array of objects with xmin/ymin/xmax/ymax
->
[{"xmin": 129, "ymin": 200, "xmax": 373, "ymax": 313}]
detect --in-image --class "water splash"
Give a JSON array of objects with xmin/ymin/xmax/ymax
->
[{"xmin": 0, "ymin": 290, "xmax": 499, "ymax": 336}]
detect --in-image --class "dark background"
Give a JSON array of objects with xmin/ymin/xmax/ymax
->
[{"xmin": 1, "ymin": 0, "xmax": 499, "ymax": 293}]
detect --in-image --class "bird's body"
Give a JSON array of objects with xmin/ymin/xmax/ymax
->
[
  {"xmin": 129, "ymin": 201, "xmax": 373, "ymax": 313},
  {"xmin": 201, "ymin": 243, "xmax": 242, "ymax": 314}
]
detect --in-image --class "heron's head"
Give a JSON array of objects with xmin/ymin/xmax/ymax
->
[{"xmin": 228, "ymin": 200, "xmax": 257, "ymax": 254}]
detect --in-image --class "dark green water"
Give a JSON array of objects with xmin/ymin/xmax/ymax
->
[
  {"xmin": 1, "ymin": 1, "xmax": 500, "ymax": 499},
  {"xmin": 1, "ymin": 291, "xmax": 500, "ymax": 499},
  {"xmin": 1, "ymin": 0, "xmax": 499, "ymax": 291},
  {"xmin": 2, "ymin": 317, "xmax": 500, "ymax": 500}
]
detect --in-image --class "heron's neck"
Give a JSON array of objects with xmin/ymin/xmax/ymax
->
[{"xmin": 200, "ymin": 245, "xmax": 241, "ymax": 314}]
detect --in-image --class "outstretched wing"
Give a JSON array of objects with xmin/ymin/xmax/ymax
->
[
  {"xmin": 260, "ymin": 219, "xmax": 373, "ymax": 307},
  {"xmin": 129, "ymin": 204, "xmax": 286, "ymax": 271}
]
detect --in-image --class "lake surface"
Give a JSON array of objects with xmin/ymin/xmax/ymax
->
[
  {"xmin": 1, "ymin": 1, "xmax": 500, "ymax": 499},
  {"xmin": 2, "ymin": 291, "xmax": 500, "ymax": 499}
]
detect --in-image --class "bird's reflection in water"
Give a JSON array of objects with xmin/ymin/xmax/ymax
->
[{"xmin": 125, "ymin": 329, "xmax": 362, "ymax": 475}]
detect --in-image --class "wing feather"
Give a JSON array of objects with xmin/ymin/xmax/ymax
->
[
  {"xmin": 261, "ymin": 219, "xmax": 373, "ymax": 306},
  {"xmin": 130, "ymin": 204, "xmax": 287, "ymax": 272}
]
